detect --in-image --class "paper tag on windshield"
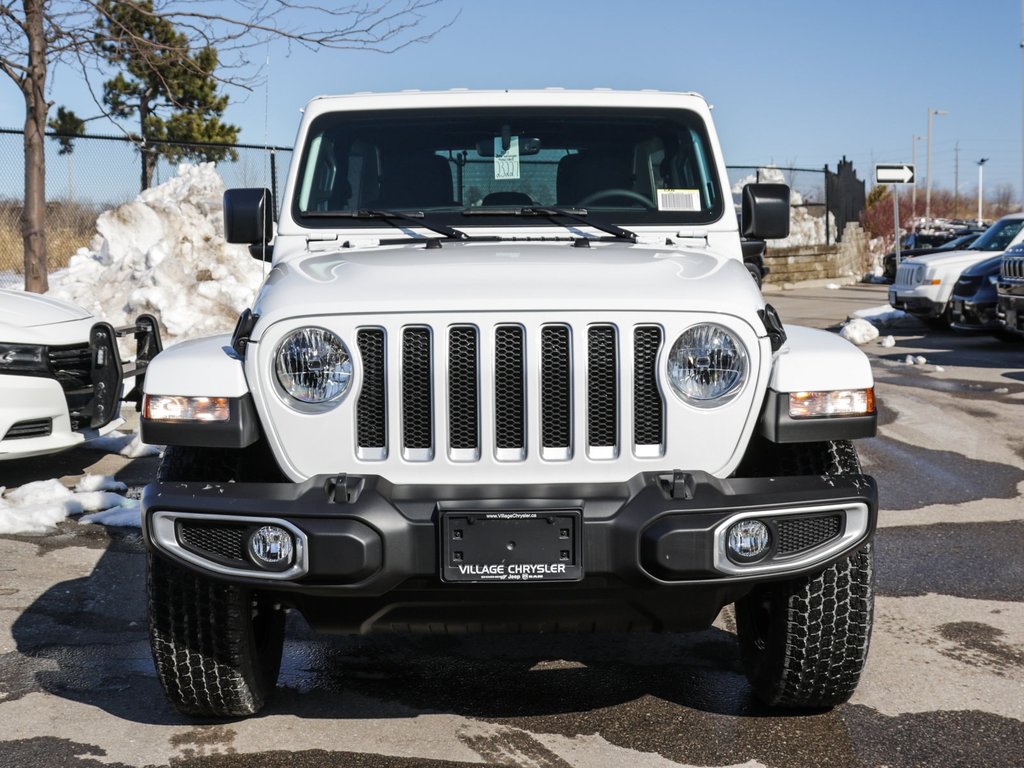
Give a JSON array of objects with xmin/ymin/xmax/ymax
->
[
  {"xmin": 494, "ymin": 136, "xmax": 521, "ymax": 180},
  {"xmin": 657, "ymin": 189, "xmax": 700, "ymax": 211}
]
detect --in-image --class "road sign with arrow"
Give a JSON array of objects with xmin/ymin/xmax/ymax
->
[{"xmin": 876, "ymin": 164, "xmax": 915, "ymax": 185}]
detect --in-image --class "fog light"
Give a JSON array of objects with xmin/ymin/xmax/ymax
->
[
  {"xmin": 248, "ymin": 525, "xmax": 294, "ymax": 570},
  {"xmin": 727, "ymin": 520, "xmax": 770, "ymax": 562}
]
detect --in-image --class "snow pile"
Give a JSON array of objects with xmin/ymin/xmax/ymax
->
[
  {"xmin": 47, "ymin": 163, "xmax": 262, "ymax": 345},
  {"xmin": 839, "ymin": 317, "xmax": 879, "ymax": 345},
  {"xmin": 851, "ymin": 304, "xmax": 911, "ymax": 328},
  {"xmin": 879, "ymin": 335, "xmax": 896, "ymax": 348},
  {"xmin": 904, "ymin": 355, "xmax": 928, "ymax": 366},
  {"xmin": 0, "ymin": 475, "xmax": 140, "ymax": 535},
  {"xmin": 731, "ymin": 167, "xmax": 836, "ymax": 248}
]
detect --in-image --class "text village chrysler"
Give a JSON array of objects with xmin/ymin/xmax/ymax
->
[{"xmin": 139, "ymin": 90, "xmax": 879, "ymax": 717}]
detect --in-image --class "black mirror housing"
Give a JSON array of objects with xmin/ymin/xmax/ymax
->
[
  {"xmin": 224, "ymin": 188, "xmax": 274, "ymax": 247},
  {"xmin": 741, "ymin": 183, "xmax": 790, "ymax": 240}
]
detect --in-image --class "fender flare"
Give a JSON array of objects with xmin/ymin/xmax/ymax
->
[
  {"xmin": 141, "ymin": 334, "xmax": 257, "ymax": 448},
  {"xmin": 760, "ymin": 325, "xmax": 876, "ymax": 443}
]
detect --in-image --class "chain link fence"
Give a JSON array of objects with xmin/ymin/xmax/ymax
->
[{"xmin": 0, "ymin": 128, "xmax": 291, "ymax": 288}]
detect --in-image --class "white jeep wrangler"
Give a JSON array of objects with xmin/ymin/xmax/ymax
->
[{"xmin": 140, "ymin": 90, "xmax": 878, "ymax": 718}]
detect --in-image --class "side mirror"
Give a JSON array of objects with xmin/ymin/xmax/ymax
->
[
  {"xmin": 741, "ymin": 183, "xmax": 790, "ymax": 240},
  {"xmin": 224, "ymin": 188, "xmax": 274, "ymax": 248}
]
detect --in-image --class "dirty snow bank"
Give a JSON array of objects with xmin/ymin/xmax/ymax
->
[
  {"xmin": 47, "ymin": 163, "xmax": 262, "ymax": 345},
  {"xmin": 0, "ymin": 475, "xmax": 141, "ymax": 535}
]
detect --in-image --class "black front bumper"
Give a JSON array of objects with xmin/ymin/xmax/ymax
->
[
  {"xmin": 997, "ymin": 289, "xmax": 1024, "ymax": 334},
  {"xmin": 143, "ymin": 471, "xmax": 877, "ymax": 632}
]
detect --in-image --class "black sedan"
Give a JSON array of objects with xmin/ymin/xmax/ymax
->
[{"xmin": 950, "ymin": 253, "xmax": 1020, "ymax": 341}]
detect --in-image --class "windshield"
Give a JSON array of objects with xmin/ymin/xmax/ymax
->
[
  {"xmin": 970, "ymin": 219, "xmax": 1024, "ymax": 251},
  {"xmin": 292, "ymin": 107, "xmax": 724, "ymax": 228}
]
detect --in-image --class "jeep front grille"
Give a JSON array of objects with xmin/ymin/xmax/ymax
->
[
  {"xmin": 1001, "ymin": 254, "xmax": 1024, "ymax": 281},
  {"xmin": 354, "ymin": 322, "xmax": 665, "ymax": 462},
  {"xmin": 895, "ymin": 263, "xmax": 923, "ymax": 286}
]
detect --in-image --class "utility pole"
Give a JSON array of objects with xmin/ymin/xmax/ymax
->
[
  {"xmin": 954, "ymin": 141, "xmax": 960, "ymax": 217},
  {"xmin": 912, "ymin": 134, "xmax": 922, "ymax": 220},
  {"xmin": 926, "ymin": 107, "xmax": 948, "ymax": 220},
  {"xmin": 978, "ymin": 158, "xmax": 989, "ymax": 226}
]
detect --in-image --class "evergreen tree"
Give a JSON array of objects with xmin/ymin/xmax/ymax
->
[{"xmin": 96, "ymin": 0, "xmax": 239, "ymax": 190}]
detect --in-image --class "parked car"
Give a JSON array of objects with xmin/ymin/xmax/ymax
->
[
  {"xmin": 882, "ymin": 232, "xmax": 981, "ymax": 283},
  {"xmin": 139, "ymin": 89, "xmax": 878, "ymax": 718},
  {"xmin": 949, "ymin": 253, "xmax": 1020, "ymax": 341},
  {"xmin": 0, "ymin": 288, "xmax": 161, "ymax": 460},
  {"xmin": 889, "ymin": 213, "xmax": 1024, "ymax": 327},
  {"xmin": 996, "ymin": 242, "xmax": 1024, "ymax": 340}
]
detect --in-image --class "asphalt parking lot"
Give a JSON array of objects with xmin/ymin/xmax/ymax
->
[{"xmin": 0, "ymin": 282, "xmax": 1022, "ymax": 768}]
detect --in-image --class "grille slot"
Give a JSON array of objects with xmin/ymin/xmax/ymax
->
[
  {"xmin": 587, "ymin": 325, "xmax": 617, "ymax": 454},
  {"xmin": 356, "ymin": 328, "xmax": 387, "ymax": 457},
  {"xmin": 402, "ymin": 327, "xmax": 433, "ymax": 458},
  {"xmin": 633, "ymin": 326, "xmax": 663, "ymax": 450},
  {"xmin": 776, "ymin": 515, "xmax": 842, "ymax": 555},
  {"xmin": 3, "ymin": 418, "xmax": 53, "ymax": 440},
  {"xmin": 177, "ymin": 521, "xmax": 250, "ymax": 567},
  {"xmin": 541, "ymin": 325, "xmax": 572, "ymax": 456},
  {"xmin": 448, "ymin": 326, "xmax": 479, "ymax": 455},
  {"xmin": 494, "ymin": 325, "xmax": 525, "ymax": 455}
]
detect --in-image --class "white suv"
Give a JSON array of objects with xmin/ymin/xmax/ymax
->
[
  {"xmin": 139, "ymin": 89, "xmax": 879, "ymax": 718},
  {"xmin": 889, "ymin": 213, "xmax": 1024, "ymax": 326}
]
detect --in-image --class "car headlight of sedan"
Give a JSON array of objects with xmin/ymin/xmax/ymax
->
[
  {"xmin": 275, "ymin": 327, "xmax": 352, "ymax": 404},
  {"xmin": 666, "ymin": 324, "xmax": 747, "ymax": 406},
  {"xmin": 0, "ymin": 343, "xmax": 47, "ymax": 373}
]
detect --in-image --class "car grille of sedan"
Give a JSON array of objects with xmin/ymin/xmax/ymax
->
[
  {"xmin": 954, "ymin": 275, "xmax": 983, "ymax": 295},
  {"xmin": 46, "ymin": 343, "xmax": 94, "ymax": 429}
]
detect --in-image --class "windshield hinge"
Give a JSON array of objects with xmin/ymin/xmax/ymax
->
[
  {"xmin": 671, "ymin": 229, "xmax": 709, "ymax": 248},
  {"xmin": 305, "ymin": 233, "xmax": 340, "ymax": 251}
]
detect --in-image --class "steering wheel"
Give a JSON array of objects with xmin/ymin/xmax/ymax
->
[{"xmin": 577, "ymin": 189, "xmax": 656, "ymax": 209}]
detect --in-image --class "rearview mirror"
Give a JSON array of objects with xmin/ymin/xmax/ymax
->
[
  {"xmin": 741, "ymin": 183, "xmax": 790, "ymax": 240},
  {"xmin": 224, "ymin": 187, "xmax": 274, "ymax": 247}
]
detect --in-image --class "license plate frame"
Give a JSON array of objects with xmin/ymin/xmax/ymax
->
[{"xmin": 440, "ymin": 510, "xmax": 583, "ymax": 583}]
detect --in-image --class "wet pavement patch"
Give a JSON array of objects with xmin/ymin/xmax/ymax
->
[
  {"xmin": 858, "ymin": 436, "xmax": 1024, "ymax": 511},
  {"xmin": 937, "ymin": 621, "xmax": 1024, "ymax": 674},
  {"xmin": 875, "ymin": 521, "xmax": 1024, "ymax": 601}
]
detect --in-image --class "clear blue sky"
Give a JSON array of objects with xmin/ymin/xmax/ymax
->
[{"xmin": 3, "ymin": 0, "xmax": 1021, "ymax": 201}]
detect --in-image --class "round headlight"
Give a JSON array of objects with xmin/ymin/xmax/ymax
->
[
  {"xmin": 667, "ymin": 324, "xmax": 747, "ymax": 405},
  {"xmin": 275, "ymin": 327, "xmax": 352, "ymax": 404}
]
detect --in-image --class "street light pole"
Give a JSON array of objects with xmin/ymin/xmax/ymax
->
[
  {"xmin": 926, "ymin": 107, "xmax": 947, "ymax": 220},
  {"xmin": 912, "ymin": 134, "xmax": 922, "ymax": 220},
  {"xmin": 978, "ymin": 158, "xmax": 989, "ymax": 226}
]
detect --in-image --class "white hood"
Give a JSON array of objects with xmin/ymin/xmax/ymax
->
[
  {"xmin": 251, "ymin": 241, "xmax": 766, "ymax": 337},
  {"xmin": 0, "ymin": 289, "xmax": 94, "ymax": 345}
]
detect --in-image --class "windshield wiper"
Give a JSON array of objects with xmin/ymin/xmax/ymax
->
[
  {"xmin": 300, "ymin": 209, "xmax": 471, "ymax": 241},
  {"xmin": 462, "ymin": 206, "xmax": 638, "ymax": 243}
]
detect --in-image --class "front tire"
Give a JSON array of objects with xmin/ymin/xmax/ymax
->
[
  {"xmin": 148, "ymin": 446, "xmax": 286, "ymax": 717},
  {"xmin": 734, "ymin": 441, "xmax": 874, "ymax": 709},
  {"xmin": 148, "ymin": 553, "xmax": 285, "ymax": 717}
]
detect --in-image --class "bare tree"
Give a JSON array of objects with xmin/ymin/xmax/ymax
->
[{"xmin": 0, "ymin": 0, "xmax": 453, "ymax": 293}]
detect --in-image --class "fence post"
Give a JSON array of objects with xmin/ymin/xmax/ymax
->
[{"xmin": 823, "ymin": 164, "xmax": 831, "ymax": 246}]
